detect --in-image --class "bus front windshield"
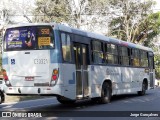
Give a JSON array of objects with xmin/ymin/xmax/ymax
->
[{"xmin": 4, "ymin": 26, "xmax": 54, "ymax": 51}]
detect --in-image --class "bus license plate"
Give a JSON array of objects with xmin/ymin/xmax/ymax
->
[{"xmin": 25, "ymin": 77, "xmax": 34, "ymax": 81}]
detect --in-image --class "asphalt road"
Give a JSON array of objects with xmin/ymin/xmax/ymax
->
[{"xmin": 0, "ymin": 87, "xmax": 160, "ymax": 120}]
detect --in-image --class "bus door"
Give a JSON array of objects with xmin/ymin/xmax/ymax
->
[
  {"xmin": 148, "ymin": 52, "xmax": 154, "ymax": 88},
  {"xmin": 73, "ymin": 43, "xmax": 89, "ymax": 98}
]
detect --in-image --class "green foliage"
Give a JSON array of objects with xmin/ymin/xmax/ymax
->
[
  {"xmin": 154, "ymin": 53, "xmax": 160, "ymax": 79},
  {"xmin": 33, "ymin": 0, "xmax": 71, "ymax": 23},
  {"xmin": 108, "ymin": 0, "xmax": 160, "ymax": 44},
  {"xmin": 33, "ymin": 0, "xmax": 110, "ymax": 28},
  {"xmin": 143, "ymin": 12, "xmax": 160, "ymax": 46}
]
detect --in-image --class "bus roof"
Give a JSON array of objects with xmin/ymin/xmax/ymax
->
[
  {"xmin": 58, "ymin": 24, "xmax": 153, "ymax": 52},
  {"xmin": 5, "ymin": 23, "xmax": 153, "ymax": 52}
]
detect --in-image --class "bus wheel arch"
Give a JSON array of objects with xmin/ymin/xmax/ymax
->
[
  {"xmin": 100, "ymin": 80, "xmax": 112, "ymax": 104},
  {"xmin": 143, "ymin": 78, "xmax": 148, "ymax": 90}
]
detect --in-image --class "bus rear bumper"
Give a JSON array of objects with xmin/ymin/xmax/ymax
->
[{"xmin": 4, "ymin": 85, "xmax": 62, "ymax": 96}]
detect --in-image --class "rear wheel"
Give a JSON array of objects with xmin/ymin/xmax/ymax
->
[
  {"xmin": 138, "ymin": 81, "xmax": 147, "ymax": 96},
  {"xmin": 0, "ymin": 90, "xmax": 5, "ymax": 104},
  {"xmin": 99, "ymin": 82, "xmax": 112, "ymax": 104},
  {"xmin": 57, "ymin": 96, "xmax": 76, "ymax": 104}
]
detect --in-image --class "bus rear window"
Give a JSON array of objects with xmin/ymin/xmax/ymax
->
[{"xmin": 4, "ymin": 26, "xmax": 54, "ymax": 51}]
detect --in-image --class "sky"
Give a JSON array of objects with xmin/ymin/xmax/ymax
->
[{"xmin": 154, "ymin": 0, "xmax": 160, "ymax": 12}]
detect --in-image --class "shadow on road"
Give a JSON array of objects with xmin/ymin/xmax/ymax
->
[
  {"xmin": 0, "ymin": 89, "xmax": 158, "ymax": 119},
  {"xmin": 29, "ymin": 92, "xmax": 151, "ymax": 111},
  {"xmin": 22, "ymin": 92, "xmax": 154, "ymax": 117}
]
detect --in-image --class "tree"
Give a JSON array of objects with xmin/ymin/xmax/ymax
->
[
  {"xmin": 0, "ymin": 0, "xmax": 33, "ymax": 24},
  {"xmin": 154, "ymin": 50, "xmax": 160, "ymax": 79},
  {"xmin": 108, "ymin": 0, "xmax": 160, "ymax": 44},
  {"xmin": 33, "ymin": 0, "xmax": 71, "ymax": 23},
  {"xmin": 33, "ymin": 0, "xmax": 110, "ymax": 31},
  {"xmin": 82, "ymin": 0, "xmax": 110, "ymax": 32},
  {"xmin": 148, "ymin": 34, "xmax": 160, "ymax": 79},
  {"xmin": 67, "ymin": 0, "xmax": 110, "ymax": 29},
  {"xmin": 142, "ymin": 12, "xmax": 160, "ymax": 46}
]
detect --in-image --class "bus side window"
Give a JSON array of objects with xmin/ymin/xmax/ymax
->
[
  {"xmin": 140, "ymin": 51, "xmax": 148, "ymax": 67},
  {"xmin": 105, "ymin": 43, "xmax": 118, "ymax": 65},
  {"xmin": 132, "ymin": 49, "xmax": 140, "ymax": 67},
  {"xmin": 91, "ymin": 40, "xmax": 104, "ymax": 64},
  {"xmin": 61, "ymin": 32, "xmax": 72, "ymax": 62},
  {"xmin": 119, "ymin": 46, "xmax": 130, "ymax": 66}
]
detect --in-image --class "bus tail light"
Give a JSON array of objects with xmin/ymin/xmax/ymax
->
[
  {"xmin": 3, "ymin": 70, "xmax": 8, "ymax": 80},
  {"xmin": 50, "ymin": 69, "xmax": 59, "ymax": 86},
  {"xmin": 2, "ymin": 69, "xmax": 11, "ymax": 87},
  {"xmin": 52, "ymin": 75, "xmax": 57, "ymax": 80},
  {"xmin": 3, "ymin": 75, "xmax": 8, "ymax": 81}
]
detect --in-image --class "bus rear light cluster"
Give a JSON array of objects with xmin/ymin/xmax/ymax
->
[
  {"xmin": 50, "ymin": 69, "xmax": 59, "ymax": 86},
  {"xmin": 3, "ymin": 75, "xmax": 8, "ymax": 81},
  {"xmin": 3, "ymin": 70, "xmax": 8, "ymax": 81},
  {"xmin": 52, "ymin": 75, "xmax": 57, "ymax": 80},
  {"xmin": 2, "ymin": 69, "xmax": 11, "ymax": 87}
]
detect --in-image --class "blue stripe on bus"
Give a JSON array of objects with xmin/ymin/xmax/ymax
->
[
  {"xmin": 2, "ymin": 57, "xmax": 8, "ymax": 65},
  {"xmin": 69, "ymin": 72, "xmax": 75, "ymax": 84}
]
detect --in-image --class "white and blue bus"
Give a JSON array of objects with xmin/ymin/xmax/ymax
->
[{"xmin": 2, "ymin": 23, "xmax": 155, "ymax": 104}]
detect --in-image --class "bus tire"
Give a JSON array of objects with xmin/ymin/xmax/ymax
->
[
  {"xmin": 99, "ymin": 82, "xmax": 111, "ymax": 104},
  {"xmin": 138, "ymin": 81, "xmax": 146, "ymax": 96},
  {"xmin": 0, "ymin": 90, "xmax": 5, "ymax": 104},
  {"xmin": 57, "ymin": 96, "xmax": 75, "ymax": 104}
]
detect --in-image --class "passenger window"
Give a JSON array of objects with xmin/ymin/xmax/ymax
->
[
  {"xmin": 91, "ymin": 40, "xmax": 104, "ymax": 64},
  {"xmin": 119, "ymin": 47, "xmax": 130, "ymax": 66},
  {"xmin": 140, "ymin": 51, "xmax": 148, "ymax": 67},
  {"xmin": 61, "ymin": 33, "xmax": 72, "ymax": 62},
  {"xmin": 105, "ymin": 43, "xmax": 118, "ymax": 64},
  {"xmin": 131, "ymin": 49, "xmax": 140, "ymax": 67}
]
